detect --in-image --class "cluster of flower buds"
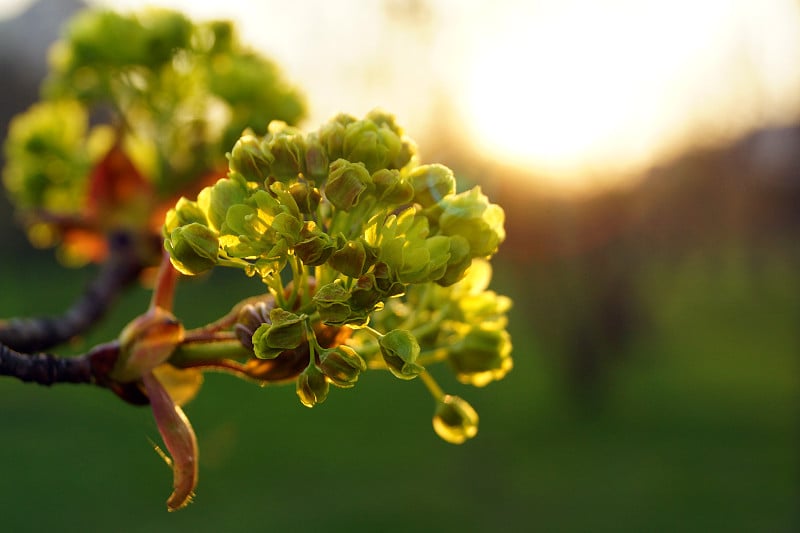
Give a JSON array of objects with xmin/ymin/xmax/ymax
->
[
  {"xmin": 164, "ymin": 109, "xmax": 510, "ymax": 444},
  {"xmin": 2, "ymin": 7, "xmax": 304, "ymax": 264}
]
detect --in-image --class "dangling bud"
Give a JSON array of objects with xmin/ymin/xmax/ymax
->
[
  {"xmin": 296, "ymin": 364, "xmax": 329, "ymax": 407},
  {"xmin": 378, "ymin": 329, "xmax": 423, "ymax": 380},
  {"xmin": 318, "ymin": 345, "xmax": 366, "ymax": 388},
  {"xmin": 432, "ymin": 394, "xmax": 479, "ymax": 444},
  {"xmin": 251, "ymin": 308, "xmax": 305, "ymax": 359}
]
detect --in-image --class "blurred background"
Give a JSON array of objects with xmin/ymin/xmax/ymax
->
[{"xmin": 0, "ymin": 0, "xmax": 798, "ymax": 531}]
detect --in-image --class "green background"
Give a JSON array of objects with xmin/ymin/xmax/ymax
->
[{"xmin": 0, "ymin": 240, "xmax": 796, "ymax": 532}]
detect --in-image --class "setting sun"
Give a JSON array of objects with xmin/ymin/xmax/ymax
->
[{"xmin": 458, "ymin": 0, "xmax": 800, "ymax": 184}]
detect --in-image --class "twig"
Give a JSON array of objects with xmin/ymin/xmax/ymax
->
[
  {"xmin": 0, "ymin": 232, "xmax": 149, "ymax": 352},
  {"xmin": 0, "ymin": 341, "xmax": 92, "ymax": 386}
]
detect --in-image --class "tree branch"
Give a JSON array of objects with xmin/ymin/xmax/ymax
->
[
  {"xmin": 0, "ymin": 232, "xmax": 149, "ymax": 352},
  {"xmin": 0, "ymin": 341, "xmax": 93, "ymax": 386}
]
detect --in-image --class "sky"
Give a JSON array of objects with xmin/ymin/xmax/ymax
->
[{"xmin": 2, "ymin": 0, "xmax": 800, "ymax": 189}]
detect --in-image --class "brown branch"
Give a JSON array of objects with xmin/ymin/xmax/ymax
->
[
  {"xmin": 0, "ymin": 232, "xmax": 148, "ymax": 352},
  {"xmin": 0, "ymin": 341, "xmax": 93, "ymax": 386}
]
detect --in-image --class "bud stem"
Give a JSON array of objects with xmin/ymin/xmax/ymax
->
[{"xmin": 419, "ymin": 370, "xmax": 444, "ymax": 402}]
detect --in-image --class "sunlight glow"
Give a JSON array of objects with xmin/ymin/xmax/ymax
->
[
  {"xmin": 458, "ymin": 0, "xmax": 800, "ymax": 184},
  {"xmin": 74, "ymin": 0, "xmax": 800, "ymax": 188}
]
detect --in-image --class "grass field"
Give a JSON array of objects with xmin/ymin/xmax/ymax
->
[{"xmin": 0, "ymin": 244, "xmax": 796, "ymax": 532}]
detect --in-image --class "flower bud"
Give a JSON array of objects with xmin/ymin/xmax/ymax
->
[
  {"xmin": 343, "ymin": 120, "xmax": 402, "ymax": 173},
  {"xmin": 438, "ymin": 186, "xmax": 506, "ymax": 258},
  {"xmin": 228, "ymin": 134, "xmax": 274, "ymax": 183},
  {"xmin": 303, "ymin": 134, "xmax": 329, "ymax": 184},
  {"xmin": 379, "ymin": 329, "xmax": 423, "ymax": 380},
  {"xmin": 207, "ymin": 175, "xmax": 248, "ymax": 231},
  {"xmin": 265, "ymin": 130, "xmax": 305, "ymax": 182},
  {"xmin": 318, "ymin": 113, "xmax": 356, "ymax": 161},
  {"xmin": 251, "ymin": 308, "xmax": 305, "ymax": 359},
  {"xmin": 328, "ymin": 239, "xmax": 368, "ymax": 278},
  {"xmin": 325, "ymin": 159, "xmax": 372, "ymax": 211},
  {"xmin": 372, "ymin": 168, "xmax": 413, "ymax": 206},
  {"xmin": 165, "ymin": 223, "xmax": 219, "ymax": 275},
  {"xmin": 407, "ymin": 164, "xmax": 456, "ymax": 208},
  {"xmin": 233, "ymin": 299, "xmax": 274, "ymax": 350},
  {"xmin": 318, "ymin": 345, "xmax": 366, "ymax": 388},
  {"xmin": 449, "ymin": 327, "xmax": 513, "ymax": 387},
  {"xmin": 170, "ymin": 197, "xmax": 208, "ymax": 227},
  {"xmin": 112, "ymin": 307, "xmax": 185, "ymax": 383},
  {"xmin": 433, "ymin": 395, "xmax": 479, "ymax": 444},
  {"xmin": 436, "ymin": 235, "xmax": 472, "ymax": 287},
  {"xmin": 289, "ymin": 181, "xmax": 321, "ymax": 214},
  {"xmin": 296, "ymin": 364, "xmax": 329, "ymax": 407},
  {"xmin": 293, "ymin": 221, "xmax": 335, "ymax": 266},
  {"xmin": 313, "ymin": 282, "xmax": 352, "ymax": 326}
]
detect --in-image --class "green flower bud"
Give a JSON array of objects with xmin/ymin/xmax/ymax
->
[
  {"xmin": 379, "ymin": 329, "xmax": 423, "ymax": 380},
  {"xmin": 206, "ymin": 176, "xmax": 249, "ymax": 231},
  {"xmin": 228, "ymin": 134, "xmax": 274, "ymax": 183},
  {"xmin": 165, "ymin": 222, "xmax": 219, "ymax": 275},
  {"xmin": 449, "ymin": 327, "xmax": 513, "ymax": 387},
  {"xmin": 303, "ymin": 134, "xmax": 330, "ymax": 184},
  {"xmin": 342, "ymin": 120, "xmax": 402, "ymax": 174},
  {"xmin": 433, "ymin": 395, "xmax": 479, "ymax": 444},
  {"xmin": 438, "ymin": 186, "xmax": 506, "ymax": 258},
  {"xmin": 313, "ymin": 282, "xmax": 352, "ymax": 326},
  {"xmin": 318, "ymin": 345, "xmax": 366, "ymax": 388},
  {"xmin": 318, "ymin": 113, "xmax": 355, "ymax": 161},
  {"xmin": 436, "ymin": 235, "xmax": 472, "ymax": 287},
  {"xmin": 264, "ymin": 129, "xmax": 305, "ymax": 182},
  {"xmin": 296, "ymin": 364, "xmax": 330, "ymax": 408},
  {"xmin": 252, "ymin": 308, "xmax": 305, "ymax": 359},
  {"xmin": 407, "ymin": 164, "xmax": 456, "ymax": 207},
  {"xmin": 293, "ymin": 221, "xmax": 335, "ymax": 266},
  {"xmin": 289, "ymin": 181, "xmax": 321, "ymax": 214},
  {"xmin": 169, "ymin": 197, "xmax": 208, "ymax": 228},
  {"xmin": 325, "ymin": 159, "xmax": 372, "ymax": 211},
  {"xmin": 328, "ymin": 239, "xmax": 368, "ymax": 278},
  {"xmin": 372, "ymin": 168, "xmax": 413, "ymax": 206}
]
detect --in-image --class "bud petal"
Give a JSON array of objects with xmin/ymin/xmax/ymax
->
[
  {"xmin": 325, "ymin": 159, "xmax": 372, "ymax": 211},
  {"xmin": 433, "ymin": 395, "xmax": 479, "ymax": 444},
  {"xmin": 165, "ymin": 223, "xmax": 219, "ymax": 275},
  {"xmin": 318, "ymin": 345, "xmax": 366, "ymax": 388},
  {"xmin": 379, "ymin": 329, "xmax": 423, "ymax": 380},
  {"xmin": 296, "ymin": 364, "xmax": 329, "ymax": 407},
  {"xmin": 407, "ymin": 164, "xmax": 456, "ymax": 207}
]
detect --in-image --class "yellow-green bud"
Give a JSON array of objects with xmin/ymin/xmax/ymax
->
[
  {"xmin": 228, "ymin": 134, "xmax": 274, "ymax": 183},
  {"xmin": 449, "ymin": 327, "xmax": 513, "ymax": 387},
  {"xmin": 328, "ymin": 239, "xmax": 368, "ymax": 278},
  {"xmin": 165, "ymin": 223, "xmax": 219, "ymax": 275},
  {"xmin": 407, "ymin": 164, "xmax": 456, "ymax": 207},
  {"xmin": 436, "ymin": 235, "xmax": 472, "ymax": 287},
  {"xmin": 296, "ymin": 364, "xmax": 329, "ymax": 407},
  {"xmin": 325, "ymin": 159, "xmax": 372, "ymax": 211},
  {"xmin": 372, "ymin": 168, "xmax": 413, "ymax": 206},
  {"xmin": 303, "ymin": 134, "xmax": 329, "ymax": 184},
  {"xmin": 313, "ymin": 282, "xmax": 352, "ymax": 326},
  {"xmin": 265, "ymin": 131, "xmax": 305, "ymax": 182},
  {"xmin": 379, "ymin": 329, "xmax": 423, "ymax": 380},
  {"xmin": 289, "ymin": 181, "xmax": 321, "ymax": 214},
  {"xmin": 342, "ymin": 120, "xmax": 402, "ymax": 174},
  {"xmin": 207, "ymin": 176, "xmax": 248, "ymax": 231},
  {"xmin": 438, "ymin": 186, "xmax": 506, "ymax": 258},
  {"xmin": 252, "ymin": 308, "xmax": 305, "ymax": 359},
  {"xmin": 433, "ymin": 395, "xmax": 479, "ymax": 444},
  {"xmin": 293, "ymin": 221, "xmax": 335, "ymax": 266},
  {"xmin": 318, "ymin": 345, "xmax": 366, "ymax": 388}
]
